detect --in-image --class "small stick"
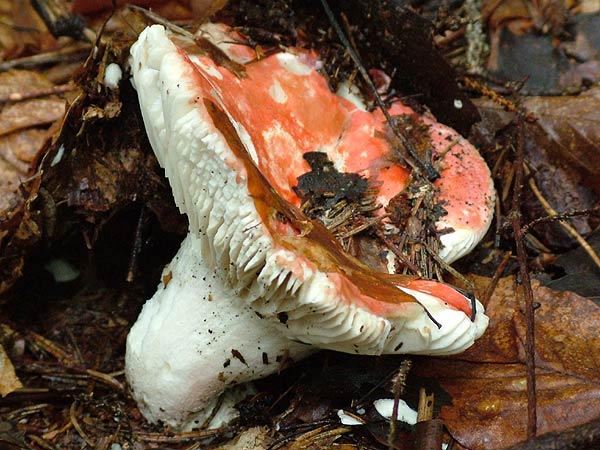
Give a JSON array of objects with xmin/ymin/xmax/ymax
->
[
  {"xmin": 414, "ymin": 389, "xmax": 443, "ymax": 450},
  {"xmin": 417, "ymin": 388, "xmax": 434, "ymax": 421},
  {"xmin": 85, "ymin": 369, "xmax": 125, "ymax": 393},
  {"xmin": 521, "ymin": 208, "xmax": 600, "ymax": 235},
  {"xmin": 375, "ymin": 229, "xmax": 423, "ymax": 276},
  {"xmin": 69, "ymin": 401, "xmax": 95, "ymax": 448},
  {"xmin": 511, "ymin": 120, "xmax": 537, "ymax": 438},
  {"xmin": 421, "ymin": 241, "xmax": 476, "ymax": 292},
  {"xmin": 524, "ymin": 166, "xmax": 600, "ymax": 271},
  {"xmin": 502, "ymin": 416, "xmax": 600, "ymax": 450},
  {"xmin": 388, "ymin": 359, "xmax": 412, "ymax": 450},
  {"xmin": 0, "ymin": 83, "xmax": 76, "ymax": 104},
  {"xmin": 27, "ymin": 435, "xmax": 59, "ymax": 450},
  {"xmin": 319, "ymin": 0, "xmax": 439, "ymax": 182},
  {"xmin": 135, "ymin": 427, "xmax": 232, "ymax": 443},
  {"xmin": 126, "ymin": 206, "xmax": 146, "ymax": 282},
  {"xmin": 0, "ymin": 46, "xmax": 89, "ymax": 72},
  {"xmin": 481, "ymin": 250, "xmax": 512, "ymax": 304}
]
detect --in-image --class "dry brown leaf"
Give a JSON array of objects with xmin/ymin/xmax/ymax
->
[
  {"xmin": 524, "ymin": 88, "xmax": 600, "ymax": 193},
  {"xmin": 579, "ymin": 0, "xmax": 600, "ymax": 13},
  {"xmin": 0, "ymin": 0, "xmax": 57, "ymax": 60},
  {"xmin": 0, "ymin": 98, "xmax": 66, "ymax": 137},
  {"xmin": 483, "ymin": 0, "xmax": 531, "ymax": 31},
  {"xmin": 414, "ymin": 276, "xmax": 600, "ymax": 449},
  {"xmin": 474, "ymin": 91, "xmax": 599, "ymax": 249},
  {"xmin": 484, "ymin": 0, "xmax": 577, "ymax": 32},
  {"xmin": 0, "ymin": 128, "xmax": 46, "ymax": 217},
  {"xmin": 0, "ymin": 70, "xmax": 66, "ymax": 222},
  {"xmin": 217, "ymin": 426, "xmax": 273, "ymax": 450},
  {"xmin": 0, "ymin": 343, "xmax": 21, "ymax": 397}
]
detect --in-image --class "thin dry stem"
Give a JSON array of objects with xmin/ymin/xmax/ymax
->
[
  {"xmin": 388, "ymin": 359, "xmax": 412, "ymax": 450},
  {"xmin": 525, "ymin": 166, "xmax": 600, "ymax": 271},
  {"xmin": 417, "ymin": 388, "xmax": 434, "ymax": 422},
  {"xmin": 69, "ymin": 401, "xmax": 95, "ymax": 448},
  {"xmin": 481, "ymin": 251, "xmax": 512, "ymax": 304},
  {"xmin": 511, "ymin": 121, "xmax": 537, "ymax": 439}
]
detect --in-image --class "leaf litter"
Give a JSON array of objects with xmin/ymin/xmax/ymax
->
[{"xmin": 0, "ymin": 1, "xmax": 599, "ymax": 449}]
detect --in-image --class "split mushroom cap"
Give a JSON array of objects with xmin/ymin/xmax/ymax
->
[{"xmin": 127, "ymin": 24, "xmax": 492, "ymax": 428}]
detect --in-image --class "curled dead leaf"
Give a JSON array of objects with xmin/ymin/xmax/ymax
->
[
  {"xmin": 0, "ymin": 343, "xmax": 22, "ymax": 397},
  {"xmin": 0, "ymin": 70, "xmax": 67, "ymax": 220},
  {"xmin": 415, "ymin": 276, "xmax": 600, "ymax": 449},
  {"xmin": 217, "ymin": 426, "xmax": 272, "ymax": 450},
  {"xmin": 474, "ymin": 90, "xmax": 599, "ymax": 250}
]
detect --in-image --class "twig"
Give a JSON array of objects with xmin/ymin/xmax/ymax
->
[
  {"xmin": 375, "ymin": 229, "xmax": 423, "ymax": 276},
  {"xmin": 0, "ymin": 45, "xmax": 89, "ymax": 72},
  {"xmin": 42, "ymin": 421, "xmax": 73, "ymax": 440},
  {"xmin": 5, "ymin": 403, "xmax": 50, "ymax": 422},
  {"xmin": 388, "ymin": 359, "xmax": 412, "ymax": 450},
  {"xmin": 337, "ymin": 214, "xmax": 390, "ymax": 239},
  {"xmin": 463, "ymin": 76, "xmax": 532, "ymax": 119},
  {"xmin": 422, "ymin": 241, "xmax": 476, "ymax": 292},
  {"xmin": 269, "ymin": 425, "xmax": 351, "ymax": 450},
  {"xmin": 510, "ymin": 120, "xmax": 537, "ymax": 439},
  {"xmin": 414, "ymin": 389, "xmax": 443, "ymax": 450},
  {"xmin": 126, "ymin": 205, "xmax": 146, "ymax": 282},
  {"xmin": 524, "ymin": 166, "xmax": 600, "ymax": 271},
  {"xmin": 69, "ymin": 401, "xmax": 95, "ymax": 448},
  {"xmin": 481, "ymin": 251, "xmax": 512, "ymax": 305},
  {"xmin": 85, "ymin": 369, "xmax": 125, "ymax": 393},
  {"xmin": 30, "ymin": 0, "xmax": 96, "ymax": 42},
  {"xmin": 0, "ymin": 83, "xmax": 76, "ymax": 103},
  {"xmin": 27, "ymin": 434, "xmax": 59, "ymax": 450},
  {"xmin": 134, "ymin": 428, "xmax": 231, "ymax": 443},
  {"xmin": 502, "ymin": 416, "xmax": 600, "ymax": 450},
  {"xmin": 127, "ymin": 4, "xmax": 194, "ymax": 38},
  {"xmin": 521, "ymin": 208, "xmax": 600, "ymax": 235},
  {"xmin": 183, "ymin": 443, "xmax": 203, "ymax": 450},
  {"xmin": 27, "ymin": 332, "xmax": 75, "ymax": 365}
]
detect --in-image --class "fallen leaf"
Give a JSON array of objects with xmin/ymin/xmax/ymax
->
[
  {"xmin": 474, "ymin": 90, "xmax": 599, "ymax": 250},
  {"xmin": 414, "ymin": 276, "xmax": 600, "ymax": 449},
  {"xmin": 0, "ymin": 129, "xmax": 47, "ymax": 215},
  {"xmin": 485, "ymin": 4, "xmax": 600, "ymax": 94},
  {"xmin": 523, "ymin": 88, "xmax": 600, "ymax": 194},
  {"xmin": 0, "ymin": 70, "xmax": 65, "ymax": 220},
  {"xmin": 541, "ymin": 229, "xmax": 600, "ymax": 300},
  {"xmin": 0, "ymin": 0, "xmax": 57, "ymax": 61},
  {"xmin": 217, "ymin": 426, "xmax": 272, "ymax": 450},
  {"xmin": 0, "ymin": 343, "xmax": 21, "ymax": 397},
  {"xmin": 0, "ymin": 98, "xmax": 66, "ymax": 137}
]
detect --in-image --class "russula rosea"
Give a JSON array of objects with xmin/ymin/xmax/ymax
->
[{"xmin": 126, "ymin": 24, "xmax": 494, "ymax": 428}]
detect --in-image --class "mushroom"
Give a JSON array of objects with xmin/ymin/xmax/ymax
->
[{"xmin": 126, "ymin": 24, "xmax": 494, "ymax": 428}]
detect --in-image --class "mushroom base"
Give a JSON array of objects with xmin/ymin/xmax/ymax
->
[{"xmin": 125, "ymin": 234, "xmax": 314, "ymax": 428}]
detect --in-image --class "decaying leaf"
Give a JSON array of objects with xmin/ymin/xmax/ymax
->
[
  {"xmin": 474, "ymin": 90, "xmax": 599, "ymax": 250},
  {"xmin": 414, "ymin": 276, "xmax": 600, "ymax": 449},
  {"xmin": 0, "ymin": 71, "xmax": 65, "ymax": 218},
  {"xmin": 0, "ymin": 0, "xmax": 57, "ymax": 61},
  {"xmin": 542, "ymin": 229, "xmax": 600, "ymax": 299},
  {"xmin": 0, "ymin": 70, "xmax": 66, "ymax": 220},
  {"xmin": 484, "ymin": 0, "xmax": 600, "ymax": 93},
  {"xmin": 217, "ymin": 426, "xmax": 272, "ymax": 450},
  {"xmin": 0, "ymin": 343, "xmax": 21, "ymax": 397},
  {"xmin": 522, "ymin": 88, "xmax": 600, "ymax": 194},
  {"xmin": 0, "ymin": 70, "xmax": 68, "ymax": 294}
]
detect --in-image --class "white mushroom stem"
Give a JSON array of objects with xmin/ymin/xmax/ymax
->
[{"xmin": 126, "ymin": 233, "xmax": 314, "ymax": 427}]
